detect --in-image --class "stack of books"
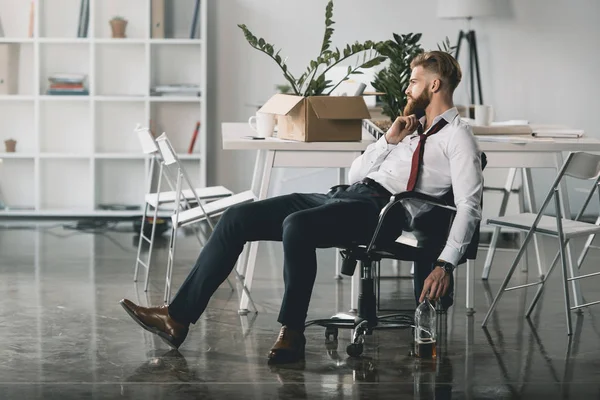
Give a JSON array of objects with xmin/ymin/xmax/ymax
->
[
  {"xmin": 47, "ymin": 74, "xmax": 89, "ymax": 96},
  {"xmin": 151, "ymin": 84, "xmax": 200, "ymax": 97}
]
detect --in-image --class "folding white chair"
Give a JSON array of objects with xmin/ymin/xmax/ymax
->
[
  {"xmin": 482, "ymin": 151, "xmax": 600, "ymax": 335},
  {"xmin": 154, "ymin": 132, "xmax": 258, "ymax": 310},
  {"xmin": 133, "ymin": 124, "xmax": 234, "ymax": 291}
]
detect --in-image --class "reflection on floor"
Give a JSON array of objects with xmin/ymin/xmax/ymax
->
[{"xmin": 0, "ymin": 222, "xmax": 599, "ymax": 399}]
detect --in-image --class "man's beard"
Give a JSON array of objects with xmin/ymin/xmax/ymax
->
[{"xmin": 403, "ymin": 89, "xmax": 431, "ymax": 118}]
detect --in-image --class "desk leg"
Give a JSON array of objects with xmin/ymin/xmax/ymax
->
[
  {"xmin": 555, "ymin": 153, "xmax": 583, "ymax": 309},
  {"xmin": 482, "ymin": 168, "xmax": 518, "ymax": 279},
  {"xmin": 237, "ymin": 149, "xmax": 267, "ymax": 277},
  {"xmin": 239, "ymin": 150, "xmax": 275, "ymax": 314},
  {"xmin": 522, "ymin": 168, "xmax": 546, "ymax": 278},
  {"xmin": 334, "ymin": 168, "xmax": 345, "ymax": 280}
]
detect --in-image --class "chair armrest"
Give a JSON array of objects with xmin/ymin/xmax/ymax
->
[
  {"xmin": 389, "ymin": 191, "xmax": 457, "ymax": 212},
  {"xmin": 366, "ymin": 191, "xmax": 457, "ymax": 253},
  {"xmin": 329, "ymin": 184, "xmax": 350, "ymax": 191}
]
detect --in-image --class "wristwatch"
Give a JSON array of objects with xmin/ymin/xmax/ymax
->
[{"xmin": 434, "ymin": 259, "xmax": 455, "ymax": 274}]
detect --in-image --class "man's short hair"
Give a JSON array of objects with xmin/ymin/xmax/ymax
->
[{"xmin": 410, "ymin": 51, "xmax": 462, "ymax": 93}]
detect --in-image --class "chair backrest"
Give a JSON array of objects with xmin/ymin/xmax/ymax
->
[
  {"xmin": 563, "ymin": 152, "xmax": 600, "ymax": 180},
  {"xmin": 155, "ymin": 133, "xmax": 178, "ymax": 166},
  {"xmin": 135, "ymin": 124, "xmax": 159, "ymax": 155},
  {"xmin": 378, "ymin": 152, "xmax": 487, "ymax": 264}
]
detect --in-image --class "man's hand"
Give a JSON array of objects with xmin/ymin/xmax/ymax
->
[
  {"xmin": 385, "ymin": 115, "xmax": 420, "ymax": 145},
  {"xmin": 419, "ymin": 267, "xmax": 451, "ymax": 303}
]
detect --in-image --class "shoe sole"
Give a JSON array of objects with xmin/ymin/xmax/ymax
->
[{"xmin": 119, "ymin": 300, "xmax": 181, "ymax": 349}]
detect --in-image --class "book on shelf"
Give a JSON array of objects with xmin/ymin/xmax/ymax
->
[
  {"xmin": 190, "ymin": 0, "xmax": 201, "ymax": 39},
  {"xmin": 188, "ymin": 121, "xmax": 201, "ymax": 154},
  {"xmin": 77, "ymin": 0, "xmax": 90, "ymax": 38},
  {"xmin": 28, "ymin": 1, "xmax": 34, "ymax": 38},
  {"xmin": 151, "ymin": 83, "xmax": 201, "ymax": 97},
  {"xmin": 151, "ymin": 0, "xmax": 165, "ymax": 39},
  {"xmin": 46, "ymin": 74, "xmax": 88, "ymax": 95}
]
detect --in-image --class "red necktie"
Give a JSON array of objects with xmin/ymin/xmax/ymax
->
[{"xmin": 406, "ymin": 118, "xmax": 449, "ymax": 191}]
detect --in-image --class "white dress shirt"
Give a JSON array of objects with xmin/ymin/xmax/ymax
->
[{"xmin": 348, "ymin": 107, "xmax": 483, "ymax": 266}]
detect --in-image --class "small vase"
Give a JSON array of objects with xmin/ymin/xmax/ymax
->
[
  {"xmin": 110, "ymin": 19, "xmax": 128, "ymax": 38},
  {"xmin": 5, "ymin": 139, "xmax": 16, "ymax": 153}
]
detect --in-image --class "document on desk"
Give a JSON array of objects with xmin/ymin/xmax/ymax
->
[
  {"xmin": 476, "ymin": 135, "xmax": 554, "ymax": 144},
  {"xmin": 531, "ymin": 128, "xmax": 585, "ymax": 138}
]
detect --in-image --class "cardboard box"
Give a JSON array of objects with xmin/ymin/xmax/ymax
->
[{"xmin": 258, "ymin": 94, "xmax": 371, "ymax": 142}]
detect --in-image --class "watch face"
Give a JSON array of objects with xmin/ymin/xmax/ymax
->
[{"xmin": 436, "ymin": 261, "xmax": 453, "ymax": 273}]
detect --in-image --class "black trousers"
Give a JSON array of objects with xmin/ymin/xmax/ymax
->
[{"xmin": 167, "ymin": 182, "xmax": 452, "ymax": 329}]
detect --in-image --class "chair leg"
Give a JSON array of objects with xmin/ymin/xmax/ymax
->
[
  {"xmin": 466, "ymin": 259, "xmax": 475, "ymax": 315},
  {"xmin": 554, "ymin": 189, "xmax": 573, "ymax": 336},
  {"xmin": 482, "ymin": 226, "xmax": 500, "ymax": 280},
  {"xmin": 526, "ymin": 250, "xmax": 560, "ymax": 317},
  {"xmin": 164, "ymin": 225, "xmax": 178, "ymax": 304},
  {"xmin": 482, "ymin": 229, "xmax": 537, "ymax": 328},
  {"xmin": 577, "ymin": 232, "xmax": 596, "ymax": 270},
  {"xmin": 482, "ymin": 167, "xmax": 519, "ymax": 280},
  {"xmin": 144, "ymin": 198, "xmax": 161, "ymax": 292},
  {"xmin": 134, "ymin": 201, "xmax": 150, "ymax": 282}
]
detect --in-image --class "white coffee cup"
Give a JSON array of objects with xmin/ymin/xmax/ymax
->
[
  {"xmin": 248, "ymin": 112, "xmax": 276, "ymax": 138},
  {"xmin": 474, "ymin": 105, "xmax": 494, "ymax": 126}
]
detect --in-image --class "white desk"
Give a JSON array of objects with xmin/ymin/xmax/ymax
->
[
  {"xmin": 222, "ymin": 123, "xmax": 375, "ymax": 313},
  {"xmin": 222, "ymin": 122, "xmax": 600, "ymax": 314}
]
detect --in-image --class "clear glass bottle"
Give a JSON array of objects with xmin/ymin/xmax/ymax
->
[{"xmin": 414, "ymin": 298, "xmax": 437, "ymax": 359}]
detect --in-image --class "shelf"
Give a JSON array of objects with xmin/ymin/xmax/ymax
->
[
  {"xmin": 38, "ymin": 38, "xmax": 91, "ymax": 44},
  {"xmin": 0, "ymin": 0, "xmax": 207, "ymax": 217},
  {"xmin": 39, "ymin": 95, "xmax": 90, "ymax": 101},
  {"xmin": 95, "ymin": 159, "xmax": 146, "ymax": 210},
  {"xmin": 0, "ymin": 38, "xmax": 35, "ymax": 44},
  {"xmin": 0, "ymin": 102, "xmax": 36, "ymax": 152},
  {"xmin": 0, "ymin": 95, "xmax": 35, "ymax": 101},
  {"xmin": 149, "ymin": 96, "xmax": 202, "ymax": 103},
  {"xmin": 0, "ymin": 158, "xmax": 35, "ymax": 211},
  {"xmin": 94, "ymin": 153, "xmax": 146, "ymax": 160},
  {"xmin": 96, "ymin": 102, "xmax": 145, "ymax": 153},
  {"xmin": 0, "ymin": 153, "xmax": 36, "ymax": 159},
  {"xmin": 150, "ymin": 39, "xmax": 202, "ymax": 45},
  {"xmin": 94, "ymin": 96, "xmax": 145, "ymax": 102},
  {"xmin": 39, "ymin": 153, "xmax": 91, "ymax": 159},
  {"xmin": 40, "ymin": 158, "xmax": 92, "ymax": 211},
  {"xmin": 94, "ymin": 39, "xmax": 146, "ymax": 44}
]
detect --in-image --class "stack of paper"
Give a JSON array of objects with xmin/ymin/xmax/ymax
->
[
  {"xmin": 531, "ymin": 128, "xmax": 584, "ymax": 138},
  {"xmin": 471, "ymin": 124, "xmax": 533, "ymax": 135}
]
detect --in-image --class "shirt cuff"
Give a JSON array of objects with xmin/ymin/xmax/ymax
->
[
  {"xmin": 438, "ymin": 246, "xmax": 462, "ymax": 268},
  {"xmin": 377, "ymin": 135, "xmax": 396, "ymax": 152}
]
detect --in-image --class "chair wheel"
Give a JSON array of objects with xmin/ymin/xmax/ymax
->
[
  {"xmin": 346, "ymin": 343, "xmax": 363, "ymax": 357},
  {"xmin": 325, "ymin": 327, "xmax": 338, "ymax": 342}
]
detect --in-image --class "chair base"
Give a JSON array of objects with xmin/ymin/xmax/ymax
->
[{"xmin": 305, "ymin": 271, "xmax": 414, "ymax": 357}]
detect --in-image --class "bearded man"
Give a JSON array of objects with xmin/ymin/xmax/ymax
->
[{"xmin": 119, "ymin": 50, "xmax": 483, "ymax": 365}]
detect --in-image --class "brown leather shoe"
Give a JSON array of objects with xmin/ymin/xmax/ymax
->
[
  {"xmin": 120, "ymin": 299, "xmax": 189, "ymax": 349},
  {"xmin": 267, "ymin": 326, "xmax": 306, "ymax": 364}
]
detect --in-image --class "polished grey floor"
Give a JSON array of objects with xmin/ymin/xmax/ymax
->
[{"xmin": 1, "ymin": 221, "xmax": 600, "ymax": 399}]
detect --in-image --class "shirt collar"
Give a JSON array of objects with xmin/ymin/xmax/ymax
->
[{"xmin": 418, "ymin": 107, "xmax": 459, "ymax": 130}]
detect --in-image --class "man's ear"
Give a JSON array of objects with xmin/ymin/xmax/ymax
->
[{"xmin": 431, "ymin": 78, "xmax": 442, "ymax": 93}]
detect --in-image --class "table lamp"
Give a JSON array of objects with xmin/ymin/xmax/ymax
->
[{"xmin": 438, "ymin": 0, "xmax": 496, "ymax": 105}]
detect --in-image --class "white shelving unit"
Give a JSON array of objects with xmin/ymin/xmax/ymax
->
[{"xmin": 0, "ymin": 0, "xmax": 206, "ymax": 217}]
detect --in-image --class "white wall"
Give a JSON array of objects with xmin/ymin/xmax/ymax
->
[{"xmin": 206, "ymin": 0, "xmax": 600, "ymax": 215}]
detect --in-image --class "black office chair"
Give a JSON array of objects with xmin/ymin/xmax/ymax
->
[{"xmin": 305, "ymin": 153, "xmax": 487, "ymax": 357}]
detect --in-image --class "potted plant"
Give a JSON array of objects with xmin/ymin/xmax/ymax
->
[
  {"xmin": 4, "ymin": 138, "xmax": 16, "ymax": 153},
  {"xmin": 109, "ymin": 16, "xmax": 128, "ymax": 38},
  {"xmin": 238, "ymin": 0, "xmax": 387, "ymax": 97},
  {"xmin": 366, "ymin": 36, "xmax": 455, "ymax": 137}
]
